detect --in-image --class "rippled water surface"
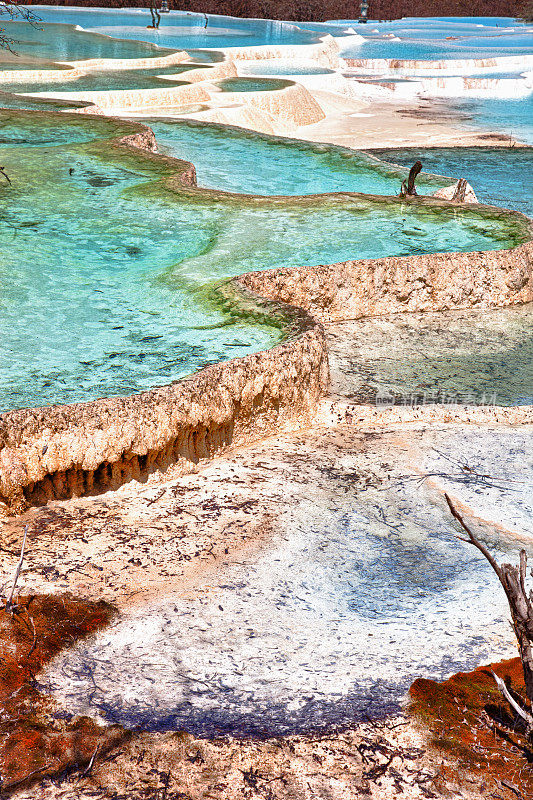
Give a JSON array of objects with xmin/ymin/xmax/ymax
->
[
  {"xmin": 1, "ymin": 64, "xmax": 206, "ymax": 95},
  {"xmin": 335, "ymin": 17, "xmax": 533, "ymax": 61},
  {"xmin": 34, "ymin": 7, "xmax": 322, "ymax": 51},
  {"xmin": 373, "ymin": 146, "xmax": 533, "ymax": 217},
  {"xmin": 0, "ymin": 19, "xmax": 174, "ymax": 66},
  {"xmin": 151, "ymin": 119, "xmax": 448, "ymax": 196}
]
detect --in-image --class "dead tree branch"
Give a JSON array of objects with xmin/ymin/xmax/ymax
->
[
  {"xmin": 445, "ymin": 494, "xmax": 533, "ymax": 726},
  {"xmin": 0, "ymin": 3, "xmax": 42, "ymax": 52}
]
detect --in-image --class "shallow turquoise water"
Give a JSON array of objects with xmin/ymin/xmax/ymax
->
[
  {"xmin": 240, "ymin": 61, "xmax": 335, "ymax": 76},
  {"xmin": 454, "ymin": 95, "xmax": 533, "ymax": 147},
  {"xmin": 335, "ymin": 17, "xmax": 533, "ymax": 60},
  {"xmin": 0, "ymin": 90, "xmax": 90, "ymax": 111},
  {"xmin": 1, "ymin": 19, "xmax": 174, "ymax": 66},
  {"xmin": 0, "ymin": 115, "xmax": 522, "ymax": 412},
  {"xmin": 150, "ymin": 119, "xmax": 448, "ymax": 196}
]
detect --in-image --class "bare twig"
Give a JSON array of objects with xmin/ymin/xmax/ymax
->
[
  {"xmin": 80, "ymin": 744, "xmax": 100, "ymax": 778},
  {"xmin": 444, "ymin": 494, "xmax": 502, "ymax": 577},
  {"xmin": 0, "ymin": 3, "xmax": 42, "ymax": 53},
  {"xmin": 491, "ymin": 671, "xmax": 533, "ymax": 732},
  {"xmin": 4, "ymin": 524, "xmax": 28, "ymax": 611},
  {"xmin": 27, "ymin": 612, "xmax": 37, "ymax": 657}
]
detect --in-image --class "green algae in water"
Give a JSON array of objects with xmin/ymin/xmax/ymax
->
[
  {"xmin": 0, "ymin": 91, "xmax": 92, "ymax": 112},
  {"xmin": 0, "ymin": 112, "xmax": 527, "ymax": 412}
]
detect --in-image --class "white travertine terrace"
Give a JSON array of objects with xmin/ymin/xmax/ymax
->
[
  {"xmin": 162, "ymin": 61, "xmax": 237, "ymax": 83},
  {"xmin": 397, "ymin": 75, "xmax": 533, "ymax": 100},
  {"xmin": 223, "ymin": 33, "xmax": 344, "ymax": 70},
  {"xmin": 210, "ymin": 82, "xmax": 325, "ymax": 127},
  {"xmin": 64, "ymin": 50, "xmax": 192, "ymax": 71},
  {"xmin": 29, "ymin": 81, "xmax": 212, "ymax": 111},
  {"xmin": 0, "ymin": 22, "xmax": 531, "ymax": 513},
  {"xmin": 0, "ymin": 66, "xmax": 88, "ymax": 84},
  {"xmin": 344, "ymin": 53, "xmax": 533, "ymax": 76},
  {"xmin": 311, "ymin": 73, "xmax": 533, "ymax": 102},
  {"xmin": 0, "ymin": 50, "xmax": 191, "ymax": 84}
]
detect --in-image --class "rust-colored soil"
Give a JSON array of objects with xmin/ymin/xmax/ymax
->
[
  {"xmin": 410, "ymin": 657, "xmax": 533, "ymax": 797},
  {"xmin": 0, "ymin": 594, "xmax": 127, "ymax": 794}
]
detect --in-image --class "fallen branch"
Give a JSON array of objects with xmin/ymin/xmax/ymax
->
[
  {"xmin": 4, "ymin": 524, "xmax": 28, "ymax": 611},
  {"xmin": 491, "ymin": 671, "xmax": 533, "ymax": 734},
  {"xmin": 445, "ymin": 494, "xmax": 533, "ymax": 732}
]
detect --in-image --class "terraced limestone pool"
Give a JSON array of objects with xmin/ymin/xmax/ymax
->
[
  {"xmin": 43, "ymin": 425, "xmax": 532, "ymax": 737},
  {"xmin": 335, "ymin": 16, "xmax": 533, "ymax": 62},
  {"xmin": 0, "ymin": 19, "xmax": 176, "ymax": 70},
  {"xmin": 216, "ymin": 77, "xmax": 294, "ymax": 92},
  {"xmin": 0, "ymin": 65, "xmax": 208, "ymax": 96},
  {"xmin": 32, "ymin": 6, "xmax": 323, "ymax": 51},
  {"xmin": 0, "ymin": 111, "xmax": 527, "ymax": 413}
]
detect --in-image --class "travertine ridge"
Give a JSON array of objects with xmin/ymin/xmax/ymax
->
[{"xmin": 0, "ymin": 117, "xmax": 531, "ymax": 514}]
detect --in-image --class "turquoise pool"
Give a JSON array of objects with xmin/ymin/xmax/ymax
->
[
  {"xmin": 216, "ymin": 77, "xmax": 293, "ymax": 92},
  {"xmin": 0, "ymin": 113, "xmax": 524, "ymax": 413},
  {"xmin": 453, "ymin": 95, "xmax": 533, "ymax": 148},
  {"xmin": 0, "ymin": 19, "xmax": 176, "ymax": 67},
  {"xmin": 333, "ymin": 17, "xmax": 533, "ymax": 61},
  {"xmin": 149, "ymin": 119, "xmax": 449, "ymax": 196}
]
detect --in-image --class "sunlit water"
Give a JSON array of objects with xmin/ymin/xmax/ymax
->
[
  {"xmin": 0, "ymin": 19, "xmax": 175, "ymax": 68},
  {"xmin": 33, "ymin": 6, "xmax": 322, "ymax": 51},
  {"xmin": 333, "ymin": 17, "xmax": 533, "ymax": 144},
  {"xmin": 453, "ymin": 95, "xmax": 533, "ymax": 147},
  {"xmin": 335, "ymin": 17, "xmax": 533, "ymax": 61},
  {"xmin": 0, "ymin": 113, "xmax": 526, "ymax": 412},
  {"xmin": 217, "ymin": 77, "xmax": 293, "ymax": 92},
  {"xmin": 2, "ymin": 13, "xmax": 532, "ymax": 144},
  {"xmin": 1, "ymin": 64, "xmax": 207, "ymax": 95},
  {"xmin": 43, "ymin": 427, "xmax": 532, "ymax": 737}
]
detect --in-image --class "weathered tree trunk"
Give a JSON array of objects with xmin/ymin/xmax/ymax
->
[
  {"xmin": 499, "ymin": 551, "xmax": 533, "ymax": 704},
  {"xmin": 149, "ymin": 0, "xmax": 161, "ymax": 28},
  {"xmin": 452, "ymin": 177, "xmax": 467, "ymax": 202},
  {"xmin": 399, "ymin": 160, "xmax": 423, "ymax": 197}
]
